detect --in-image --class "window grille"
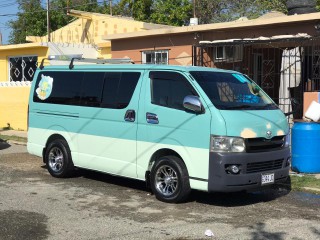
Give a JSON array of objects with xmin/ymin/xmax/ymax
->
[{"xmin": 9, "ymin": 56, "xmax": 38, "ymax": 82}]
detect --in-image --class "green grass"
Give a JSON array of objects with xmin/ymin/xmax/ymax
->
[
  {"xmin": 289, "ymin": 175, "xmax": 320, "ymax": 193},
  {"xmin": 0, "ymin": 134, "xmax": 27, "ymax": 143}
]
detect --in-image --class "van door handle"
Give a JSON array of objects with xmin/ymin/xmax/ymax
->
[
  {"xmin": 146, "ymin": 112, "xmax": 159, "ymax": 124},
  {"xmin": 124, "ymin": 110, "xmax": 135, "ymax": 122}
]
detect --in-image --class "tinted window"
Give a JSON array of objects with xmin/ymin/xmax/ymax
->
[
  {"xmin": 101, "ymin": 72, "xmax": 140, "ymax": 109},
  {"xmin": 150, "ymin": 71, "xmax": 196, "ymax": 110},
  {"xmin": 34, "ymin": 71, "xmax": 83, "ymax": 105},
  {"xmin": 34, "ymin": 71, "xmax": 140, "ymax": 109},
  {"xmin": 80, "ymin": 72, "xmax": 105, "ymax": 107}
]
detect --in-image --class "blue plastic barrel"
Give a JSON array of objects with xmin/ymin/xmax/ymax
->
[{"xmin": 291, "ymin": 121, "xmax": 320, "ymax": 173}]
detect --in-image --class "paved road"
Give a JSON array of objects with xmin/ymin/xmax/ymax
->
[{"xmin": 0, "ymin": 143, "xmax": 320, "ymax": 240}]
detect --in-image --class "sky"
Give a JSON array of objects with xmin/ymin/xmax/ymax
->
[
  {"xmin": 0, "ymin": 0, "xmax": 19, "ymax": 44},
  {"xmin": 0, "ymin": 0, "xmax": 48, "ymax": 45}
]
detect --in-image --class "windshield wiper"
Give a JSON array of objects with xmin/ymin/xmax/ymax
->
[
  {"xmin": 254, "ymin": 104, "xmax": 278, "ymax": 110},
  {"xmin": 225, "ymin": 104, "xmax": 252, "ymax": 110}
]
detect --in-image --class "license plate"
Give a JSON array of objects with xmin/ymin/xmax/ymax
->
[{"xmin": 261, "ymin": 173, "xmax": 274, "ymax": 185}]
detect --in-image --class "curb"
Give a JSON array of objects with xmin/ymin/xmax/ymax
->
[
  {"xmin": 302, "ymin": 187, "xmax": 320, "ymax": 193},
  {"xmin": 7, "ymin": 140, "xmax": 27, "ymax": 146}
]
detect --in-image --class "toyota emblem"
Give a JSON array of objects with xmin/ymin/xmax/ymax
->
[{"xmin": 266, "ymin": 130, "xmax": 272, "ymax": 139}]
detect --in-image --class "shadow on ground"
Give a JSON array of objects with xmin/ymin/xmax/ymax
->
[
  {"xmin": 56, "ymin": 167, "xmax": 292, "ymax": 207},
  {"xmin": 0, "ymin": 139, "xmax": 11, "ymax": 150}
]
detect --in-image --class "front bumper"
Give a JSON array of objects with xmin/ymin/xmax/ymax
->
[{"xmin": 208, "ymin": 147, "xmax": 291, "ymax": 192}]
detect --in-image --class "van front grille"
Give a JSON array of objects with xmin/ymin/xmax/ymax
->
[
  {"xmin": 246, "ymin": 159, "xmax": 284, "ymax": 173},
  {"xmin": 245, "ymin": 136, "xmax": 285, "ymax": 153}
]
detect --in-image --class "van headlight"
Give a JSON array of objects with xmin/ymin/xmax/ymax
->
[{"xmin": 210, "ymin": 136, "xmax": 245, "ymax": 152}]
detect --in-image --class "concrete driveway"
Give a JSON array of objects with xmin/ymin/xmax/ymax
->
[{"xmin": 0, "ymin": 143, "xmax": 319, "ymax": 240}]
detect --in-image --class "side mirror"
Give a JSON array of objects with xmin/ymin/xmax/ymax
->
[{"xmin": 183, "ymin": 95, "xmax": 204, "ymax": 114}]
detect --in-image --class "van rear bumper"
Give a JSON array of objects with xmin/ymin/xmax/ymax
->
[{"xmin": 208, "ymin": 148, "xmax": 291, "ymax": 192}]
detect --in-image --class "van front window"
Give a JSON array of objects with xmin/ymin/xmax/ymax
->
[{"xmin": 190, "ymin": 71, "xmax": 278, "ymax": 110}]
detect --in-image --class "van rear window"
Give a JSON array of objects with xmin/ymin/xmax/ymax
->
[{"xmin": 33, "ymin": 71, "xmax": 140, "ymax": 109}]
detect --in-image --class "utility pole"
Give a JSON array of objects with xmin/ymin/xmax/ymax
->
[
  {"xmin": 47, "ymin": 0, "xmax": 50, "ymax": 42},
  {"xmin": 109, "ymin": 0, "xmax": 112, "ymax": 15},
  {"xmin": 193, "ymin": 0, "xmax": 196, "ymax": 18}
]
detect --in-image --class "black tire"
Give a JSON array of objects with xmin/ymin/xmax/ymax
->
[
  {"xmin": 45, "ymin": 139, "xmax": 74, "ymax": 178},
  {"xmin": 150, "ymin": 156, "xmax": 191, "ymax": 203},
  {"xmin": 286, "ymin": 0, "xmax": 316, "ymax": 10},
  {"xmin": 288, "ymin": 7, "xmax": 317, "ymax": 15}
]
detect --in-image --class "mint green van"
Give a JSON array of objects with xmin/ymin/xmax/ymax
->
[{"xmin": 27, "ymin": 63, "xmax": 290, "ymax": 203}]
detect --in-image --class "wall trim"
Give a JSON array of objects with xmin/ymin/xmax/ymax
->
[{"xmin": 0, "ymin": 81, "xmax": 32, "ymax": 87}]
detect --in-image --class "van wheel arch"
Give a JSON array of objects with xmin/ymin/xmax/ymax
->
[
  {"xmin": 147, "ymin": 148, "xmax": 184, "ymax": 172},
  {"xmin": 43, "ymin": 134, "xmax": 67, "ymax": 162},
  {"xmin": 145, "ymin": 148, "xmax": 188, "ymax": 189}
]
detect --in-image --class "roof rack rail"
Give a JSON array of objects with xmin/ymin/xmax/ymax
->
[{"xmin": 39, "ymin": 55, "xmax": 134, "ymax": 70}]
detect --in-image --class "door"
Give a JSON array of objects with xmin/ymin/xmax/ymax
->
[
  {"xmin": 76, "ymin": 71, "xmax": 142, "ymax": 178},
  {"xmin": 136, "ymin": 71, "xmax": 211, "ymax": 180}
]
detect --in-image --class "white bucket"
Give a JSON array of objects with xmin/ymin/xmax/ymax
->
[{"xmin": 304, "ymin": 101, "xmax": 320, "ymax": 122}]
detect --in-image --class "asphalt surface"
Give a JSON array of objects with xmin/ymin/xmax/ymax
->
[{"xmin": 0, "ymin": 143, "xmax": 320, "ymax": 240}]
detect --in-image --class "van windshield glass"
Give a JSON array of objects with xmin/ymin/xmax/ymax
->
[{"xmin": 190, "ymin": 71, "xmax": 278, "ymax": 110}]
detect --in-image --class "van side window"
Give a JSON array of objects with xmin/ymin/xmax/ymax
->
[
  {"xmin": 33, "ymin": 71, "xmax": 83, "ymax": 105},
  {"xmin": 150, "ymin": 71, "xmax": 196, "ymax": 110},
  {"xmin": 80, "ymin": 72, "xmax": 105, "ymax": 107},
  {"xmin": 101, "ymin": 72, "xmax": 140, "ymax": 109},
  {"xmin": 33, "ymin": 71, "xmax": 140, "ymax": 109}
]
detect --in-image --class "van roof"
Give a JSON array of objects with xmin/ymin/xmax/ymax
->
[{"xmin": 37, "ymin": 64, "xmax": 239, "ymax": 74}]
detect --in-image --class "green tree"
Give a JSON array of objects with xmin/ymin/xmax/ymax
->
[
  {"xmin": 50, "ymin": 0, "xmax": 100, "ymax": 31},
  {"xmin": 149, "ymin": 0, "xmax": 192, "ymax": 26},
  {"xmin": 132, "ymin": 0, "xmax": 152, "ymax": 21},
  {"xmin": 195, "ymin": 0, "xmax": 287, "ymax": 24},
  {"xmin": 8, "ymin": 0, "xmax": 46, "ymax": 44},
  {"xmin": 50, "ymin": 0, "xmax": 70, "ymax": 31},
  {"xmin": 8, "ymin": 0, "xmax": 100, "ymax": 44},
  {"xmin": 109, "ymin": 0, "xmax": 152, "ymax": 21}
]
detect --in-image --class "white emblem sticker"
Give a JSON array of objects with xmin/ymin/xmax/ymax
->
[{"xmin": 36, "ymin": 74, "xmax": 53, "ymax": 100}]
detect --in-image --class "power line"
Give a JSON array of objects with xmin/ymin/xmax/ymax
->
[
  {"xmin": 0, "ymin": 1, "xmax": 106, "ymax": 17},
  {"xmin": 0, "ymin": 3, "xmax": 18, "ymax": 8}
]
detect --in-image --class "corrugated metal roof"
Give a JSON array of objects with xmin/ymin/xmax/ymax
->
[{"xmin": 199, "ymin": 33, "xmax": 312, "ymax": 45}]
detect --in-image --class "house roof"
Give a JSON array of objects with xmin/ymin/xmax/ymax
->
[
  {"xmin": 26, "ymin": 9, "xmax": 174, "ymax": 44},
  {"xmin": 67, "ymin": 9, "xmax": 173, "ymax": 30},
  {"xmin": 104, "ymin": 12, "xmax": 320, "ymax": 41},
  {"xmin": 0, "ymin": 42, "xmax": 47, "ymax": 50},
  {"xmin": 199, "ymin": 33, "xmax": 312, "ymax": 46}
]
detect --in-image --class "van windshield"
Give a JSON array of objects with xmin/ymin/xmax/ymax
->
[{"xmin": 190, "ymin": 71, "xmax": 278, "ymax": 110}]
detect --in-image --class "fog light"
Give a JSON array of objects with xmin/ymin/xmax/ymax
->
[
  {"xmin": 286, "ymin": 157, "xmax": 291, "ymax": 167},
  {"xmin": 230, "ymin": 165, "xmax": 240, "ymax": 174}
]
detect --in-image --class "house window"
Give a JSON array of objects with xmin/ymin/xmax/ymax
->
[
  {"xmin": 9, "ymin": 56, "xmax": 38, "ymax": 82},
  {"xmin": 214, "ymin": 46, "xmax": 243, "ymax": 62},
  {"xmin": 142, "ymin": 50, "xmax": 169, "ymax": 64}
]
